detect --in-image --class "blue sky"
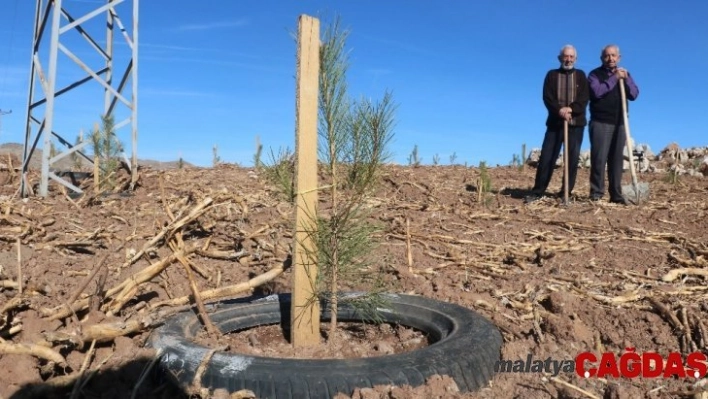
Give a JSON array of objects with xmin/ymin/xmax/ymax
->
[{"xmin": 0, "ymin": 0, "xmax": 706, "ymax": 167}]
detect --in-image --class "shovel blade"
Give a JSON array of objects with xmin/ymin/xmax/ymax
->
[{"xmin": 622, "ymin": 182, "xmax": 650, "ymax": 204}]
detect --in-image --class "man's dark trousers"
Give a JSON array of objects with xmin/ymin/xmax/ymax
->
[
  {"xmin": 589, "ymin": 121, "xmax": 627, "ymax": 201},
  {"xmin": 532, "ymin": 126, "xmax": 584, "ymax": 196}
]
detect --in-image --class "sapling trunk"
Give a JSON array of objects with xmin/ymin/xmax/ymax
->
[{"xmin": 328, "ymin": 131, "xmax": 339, "ymax": 342}]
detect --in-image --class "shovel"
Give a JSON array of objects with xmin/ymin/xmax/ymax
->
[{"xmin": 619, "ymin": 77, "xmax": 650, "ymax": 204}]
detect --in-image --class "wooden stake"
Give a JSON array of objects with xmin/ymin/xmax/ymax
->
[
  {"xmin": 93, "ymin": 123, "xmax": 100, "ymax": 194},
  {"xmin": 16, "ymin": 238, "xmax": 22, "ymax": 295},
  {"xmin": 291, "ymin": 14, "xmax": 320, "ymax": 347}
]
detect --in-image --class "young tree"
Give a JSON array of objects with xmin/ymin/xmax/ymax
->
[
  {"xmin": 90, "ymin": 114, "xmax": 123, "ymax": 191},
  {"xmin": 265, "ymin": 16, "xmax": 396, "ymax": 345},
  {"xmin": 316, "ymin": 16, "xmax": 396, "ymax": 343}
]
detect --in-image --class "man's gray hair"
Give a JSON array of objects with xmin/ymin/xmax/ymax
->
[
  {"xmin": 602, "ymin": 44, "xmax": 620, "ymax": 56},
  {"xmin": 559, "ymin": 44, "xmax": 577, "ymax": 56}
]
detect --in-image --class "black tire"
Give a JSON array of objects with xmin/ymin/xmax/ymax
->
[{"xmin": 147, "ymin": 293, "xmax": 502, "ymax": 399}]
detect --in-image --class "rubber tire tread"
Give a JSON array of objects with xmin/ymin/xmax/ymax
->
[{"xmin": 148, "ymin": 293, "xmax": 502, "ymax": 399}]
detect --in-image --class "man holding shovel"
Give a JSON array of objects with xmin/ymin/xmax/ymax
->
[
  {"xmin": 588, "ymin": 44, "xmax": 640, "ymax": 205},
  {"xmin": 525, "ymin": 44, "xmax": 589, "ymax": 204}
]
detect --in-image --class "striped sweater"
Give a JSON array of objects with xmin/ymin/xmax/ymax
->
[{"xmin": 542, "ymin": 68, "xmax": 589, "ymax": 128}]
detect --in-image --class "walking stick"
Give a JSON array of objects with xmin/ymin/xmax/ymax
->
[
  {"xmin": 562, "ymin": 71, "xmax": 571, "ymax": 205},
  {"xmin": 563, "ymin": 119, "xmax": 569, "ymax": 205}
]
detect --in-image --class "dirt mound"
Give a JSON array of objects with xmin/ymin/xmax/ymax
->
[{"xmin": 0, "ymin": 162, "xmax": 707, "ymax": 398}]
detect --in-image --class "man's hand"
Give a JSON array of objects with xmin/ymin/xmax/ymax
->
[
  {"xmin": 615, "ymin": 68, "xmax": 628, "ymax": 79},
  {"xmin": 559, "ymin": 106, "xmax": 573, "ymax": 121}
]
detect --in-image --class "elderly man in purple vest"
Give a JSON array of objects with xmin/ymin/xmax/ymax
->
[{"xmin": 587, "ymin": 44, "xmax": 640, "ymax": 205}]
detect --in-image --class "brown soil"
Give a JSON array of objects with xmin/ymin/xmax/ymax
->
[
  {"xmin": 202, "ymin": 322, "xmax": 429, "ymax": 360},
  {"xmin": 1, "ymin": 155, "xmax": 707, "ymax": 399}
]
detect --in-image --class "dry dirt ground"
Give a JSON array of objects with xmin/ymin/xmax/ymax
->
[{"xmin": 0, "ymin": 155, "xmax": 707, "ymax": 399}]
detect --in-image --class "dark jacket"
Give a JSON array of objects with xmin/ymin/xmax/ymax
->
[{"xmin": 543, "ymin": 68, "xmax": 589, "ymax": 128}]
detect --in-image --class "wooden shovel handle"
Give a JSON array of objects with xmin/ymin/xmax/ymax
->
[{"xmin": 619, "ymin": 78, "xmax": 639, "ymax": 188}]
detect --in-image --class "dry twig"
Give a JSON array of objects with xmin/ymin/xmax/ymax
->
[
  {"xmin": 151, "ymin": 261, "xmax": 285, "ymax": 308},
  {"xmin": 170, "ymin": 234, "xmax": 219, "ymax": 337},
  {"xmin": 0, "ymin": 338, "xmax": 65, "ymax": 364},
  {"xmin": 549, "ymin": 376, "xmax": 601, "ymax": 399}
]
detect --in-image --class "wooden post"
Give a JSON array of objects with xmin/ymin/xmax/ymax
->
[
  {"xmin": 291, "ymin": 14, "xmax": 320, "ymax": 347},
  {"xmin": 93, "ymin": 122, "xmax": 100, "ymax": 194}
]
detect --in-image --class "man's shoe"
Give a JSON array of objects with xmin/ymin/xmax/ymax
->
[
  {"xmin": 590, "ymin": 195, "xmax": 603, "ymax": 202},
  {"xmin": 610, "ymin": 197, "xmax": 630, "ymax": 205},
  {"xmin": 524, "ymin": 194, "xmax": 541, "ymax": 204}
]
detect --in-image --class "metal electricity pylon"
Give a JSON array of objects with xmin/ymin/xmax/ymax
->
[{"xmin": 21, "ymin": 0, "xmax": 139, "ymax": 197}]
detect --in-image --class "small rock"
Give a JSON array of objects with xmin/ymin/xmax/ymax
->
[
  {"xmin": 636, "ymin": 143, "xmax": 655, "ymax": 159},
  {"xmin": 687, "ymin": 147, "xmax": 708, "ymax": 158},
  {"xmin": 526, "ymin": 148, "xmax": 541, "ymax": 167},
  {"xmin": 580, "ymin": 150, "xmax": 591, "ymax": 168},
  {"xmin": 688, "ymin": 169, "xmax": 703, "ymax": 177},
  {"xmin": 660, "ymin": 142, "xmax": 681, "ymax": 161},
  {"xmin": 669, "ymin": 163, "xmax": 686, "ymax": 175},
  {"xmin": 699, "ymin": 155, "xmax": 708, "ymax": 176}
]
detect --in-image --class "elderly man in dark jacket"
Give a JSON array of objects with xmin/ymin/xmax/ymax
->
[{"xmin": 525, "ymin": 45, "xmax": 589, "ymax": 204}]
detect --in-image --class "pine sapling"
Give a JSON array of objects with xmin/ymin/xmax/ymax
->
[{"xmin": 315, "ymin": 16, "xmax": 396, "ymax": 344}]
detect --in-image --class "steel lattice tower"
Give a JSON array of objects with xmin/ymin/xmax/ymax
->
[{"xmin": 21, "ymin": 0, "xmax": 139, "ymax": 197}]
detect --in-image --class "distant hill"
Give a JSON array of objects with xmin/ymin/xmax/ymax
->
[{"xmin": 0, "ymin": 142, "xmax": 195, "ymax": 171}]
